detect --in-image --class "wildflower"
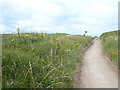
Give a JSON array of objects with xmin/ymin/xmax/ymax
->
[
  {"xmin": 75, "ymin": 44, "xmax": 79, "ymax": 46},
  {"xmin": 42, "ymin": 34, "xmax": 45, "ymax": 37},
  {"xmin": 25, "ymin": 35, "xmax": 29, "ymax": 37},
  {"xmin": 10, "ymin": 34, "xmax": 14, "ymax": 37},
  {"xmin": 66, "ymin": 44, "xmax": 69, "ymax": 46},
  {"xmin": 12, "ymin": 39, "xmax": 14, "ymax": 42},
  {"xmin": 54, "ymin": 38, "xmax": 59, "ymax": 40},
  {"xmin": 12, "ymin": 34, "xmax": 14, "ymax": 37},
  {"xmin": 65, "ymin": 49, "xmax": 71, "ymax": 52},
  {"xmin": 16, "ymin": 28, "xmax": 20, "ymax": 31},
  {"xmin": 39, "ymin": 33, "xmax": 45, "ymax": 37},
  {"xmin": 112, "ymin": 52, "xmax": 117, "ymax": 55}
]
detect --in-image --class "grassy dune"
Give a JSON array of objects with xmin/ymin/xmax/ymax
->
[
  {"xmin": 2, "ymin": 33, "xmax": 93, "ymax": 88},
  {"xmin": 100, "ymin": 30, "xmax": 118, "ymax": 67}
]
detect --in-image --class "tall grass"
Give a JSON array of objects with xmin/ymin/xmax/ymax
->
[
  {"xmin": 100, "ymin": 30, "xmax": 118, "ymax": 67},
  {"xmin": 0, "ymin": 34, "xmax": 2, "ymax": 89},
  {"xmin": 2, "ymin": 33, "xmax": 92, "ymax": 88}
]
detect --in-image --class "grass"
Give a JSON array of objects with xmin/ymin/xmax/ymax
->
[
  {"xmin": 2, "ymin": 33, "xmax": 93, "ymax": 88},
  {"xmin": 0, "ymin": 34, "xmax": 2, "ymax": 89},
  {"xmin": 100, "ymin": 30, "xmax": 118, "ymax": 67}
]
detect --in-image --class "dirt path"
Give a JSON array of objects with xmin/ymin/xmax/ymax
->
[{"xmin": 75, "ymin": 38, "xmax": 118, "ymax": 88}]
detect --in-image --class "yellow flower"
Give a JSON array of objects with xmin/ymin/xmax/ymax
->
[
  {"xmin": 16, "ymin": 28, "xmax": 20, "ymax": 31},
  {"xmin": 25, "ymin": 35, "xmax": 29, "ymax": 37},
  {"xmin": 75, "ymin": 44, "xmax": 79, "ymax": 46},
  {"xmin": 42, "ymin": 34, "xmax": 45, "ymax": 37},
  {"xmin": 10, "ymin": 34, "xmax": 14, "ymax": 37},
  {"xmin": 39, "ymin": 33, "xmax": 45, "ymax": 37},
  {"xmin": 112, "ymin": 52, "xmax": 117, "ymax": 55},
  {"xmin": 54, "ymin": 38, "xmax": 59, "ymax": 40},
  {"xmin": 65, "ymin": 49, "xmax": 71, "ymax": 52},
  {"xmin": 66, "ymin": 44, "xmax": 69, "ymax": 46},
  {"xmin": 12, "ymin": 39, "xmax": 14, "ymax": 42}
]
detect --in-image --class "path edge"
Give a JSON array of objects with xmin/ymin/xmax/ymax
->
[{"xmin": 74, "ymin": 39, "xmax": 94, "ymax": 88}]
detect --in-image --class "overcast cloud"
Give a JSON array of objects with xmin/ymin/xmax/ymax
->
[{"xmin": 0, "ymin": 0, "xmax": 119, "ymax": 36}]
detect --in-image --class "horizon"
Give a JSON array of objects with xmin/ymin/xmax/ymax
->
[{"xmin": 1, "ymin": 29, "xmax": 118, "ymax": 37}]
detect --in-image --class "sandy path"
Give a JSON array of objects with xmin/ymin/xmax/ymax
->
[{"xmin": 75, "ymin": 38, "xmax": 118, "ymax": 88}]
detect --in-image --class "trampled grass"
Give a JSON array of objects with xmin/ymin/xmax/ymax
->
[
  {"xmin": 2, "ymin": 33, "xmax": 93, "ymax": 88},
  {"xmin": 100, "ymin": 30, "xmax": 118, "ymax": 67}
]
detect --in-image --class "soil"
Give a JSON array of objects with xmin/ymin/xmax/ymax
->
[{"xmin": 75, "ymin": 38, "xmax": 118, "ymax": 88}]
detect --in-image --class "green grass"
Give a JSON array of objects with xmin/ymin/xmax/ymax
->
[
  {"xmin": 2, "ymin": 33, "xmax": 93, "ymax": 88},
  {"xmin": 0, "ymin": 34, "xmax": 2, "ymax": 89},
  {"xmin": 100, "ymin": 30, "xmax": 118, "ymax": 67}
]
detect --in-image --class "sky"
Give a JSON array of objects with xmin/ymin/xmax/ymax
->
[{"xmin": 0, "ymin": 0, "xmax": 119, "ymax": 36}]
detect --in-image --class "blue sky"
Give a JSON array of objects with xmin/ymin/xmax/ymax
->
[{"xmin": 0, "ymin": 0, "xmax": 119, "ymax": 36}]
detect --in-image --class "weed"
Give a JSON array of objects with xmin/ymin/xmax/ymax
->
[{"xmin": 2, "ymin": 33, "xmax": 92, "ymax": 88}]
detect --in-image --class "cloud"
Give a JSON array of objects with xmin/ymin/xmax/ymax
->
[{"xmin": 0, "ymin": 0, "xmax": 119, "ymax": 36}]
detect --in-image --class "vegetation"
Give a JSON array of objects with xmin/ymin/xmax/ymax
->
[
  {"xmin": 100, "ymin": 30, "xmax": 118, "ymax": 67},
  {"xmin": 2, "ymin": 33, "xmax": 93, "ymax": 88},
  {"xmin": 0, "ymin": 34, "xmax": 2, "ymax": 89}
]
